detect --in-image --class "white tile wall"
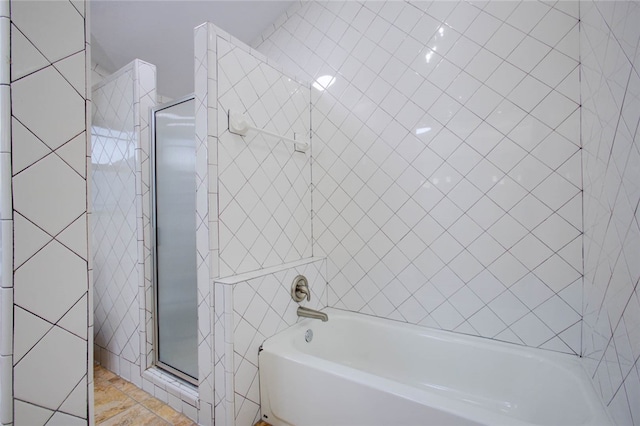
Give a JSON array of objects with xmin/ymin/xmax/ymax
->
[
  {"xmin": 214, "ymin": 258, "xmax": 327, "ymax": 426},
  {"xmin": 195, "ymin": 22, "xmax": 316, "ymax": 425},
  {"xmin": 217, "ymin": 38, "xmax": 312, "ymax": 277},
  {"xmin": 8, "ymin": 0, "xmax": 90, "ymax": 423},
  {"xmin": 581, "ymin": 1, "xmax": 640, "ymax": 424},
  {"xmin": 92, "ymin": 65, "xmax": 139, "ymax": 371},
  {"xmin": 254, "ymin": 0, "xmax": 582, "ymax": 354}
]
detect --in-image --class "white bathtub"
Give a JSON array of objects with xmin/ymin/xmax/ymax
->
[{"xmin": 258, "ymin": 308, "xmax": 611, "ymax": 426}]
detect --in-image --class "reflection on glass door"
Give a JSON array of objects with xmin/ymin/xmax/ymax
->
[{"xmin": 152, "ymin": 97, "xmax": 197, "ymax": 382}]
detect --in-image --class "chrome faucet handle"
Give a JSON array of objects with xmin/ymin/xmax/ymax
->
[
  {"xmin": 291, "ymin": 275, "xmax": 310, "ymax": 302},
  {"xmin": 296, "ymin": 287, "xmax": 310, "ymax": 301}
]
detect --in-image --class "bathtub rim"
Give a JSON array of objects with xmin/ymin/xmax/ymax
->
[{"xmin": 266, "ymin": 307, "xmax": 583, "ymax": 364}]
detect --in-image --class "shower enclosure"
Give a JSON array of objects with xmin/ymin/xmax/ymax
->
[{"xmin": 151, "ymin": 97, "xmax": 198, "ymax": 383}]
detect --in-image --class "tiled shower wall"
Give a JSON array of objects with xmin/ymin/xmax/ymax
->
[
  {"xmin": 217, "ymin": 37, "xmax": 312, "ymax": 277},
  {"xmin": 92, "ymin": 60, "xmax": 156, "ymax": 381},
  {"xmin": 255, "ymin": 0, "xmax": 583, "ymax": 353},
  {"xmin": 4, "ymin": 0, "xmax": 91, "ymax": 424},
  {"xmin": 581, "ymin": 1, "xmax": 640, "ymax": 424},
  {"xmin": 92, "ymin": 63, "xmax": 138, "ymax": 373}
]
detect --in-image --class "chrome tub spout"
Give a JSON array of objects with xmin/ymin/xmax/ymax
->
[{"xmin": 297, "ymin": 306, "xmax": 328, "ymax": 322}]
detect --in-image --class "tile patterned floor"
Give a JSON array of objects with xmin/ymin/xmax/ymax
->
[{"xmin": 94, "ymin": 364, "xmax": 196, "ymax": 425}]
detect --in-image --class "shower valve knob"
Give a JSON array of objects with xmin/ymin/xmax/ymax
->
[{"xmin": 291, "ymin": 275, "xmax": 310, "ymax": 302}]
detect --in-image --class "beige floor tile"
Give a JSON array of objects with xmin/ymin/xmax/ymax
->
[
  {"xmin": 107, "ymin": 375, "xmax": 130, "ymax": 390},
  {"xmin": 94, "ymin": 365, "xmax": 118, "ymax": 385},
  {"xmin": 94, "ymin": 365, "xmax": 196, "ymax": 426},
  {"xmin": 141, "ymin": 398, "xmax": 194, "ymax": 425},
  {"xmin": 120, "ymin": 381, "xmax": 154, "ymax": 403},
  {"xmin": 99, "ymin": 404, "xmax": 169, "ymax": 426},
  {"xmin": 94, "ymin": 385, "xmax": 137, "ymax": 423}
]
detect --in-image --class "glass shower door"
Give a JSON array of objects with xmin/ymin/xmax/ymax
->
[{"xmin": 152, "ymin": 97, "xmax": 198, "ymax": 382}]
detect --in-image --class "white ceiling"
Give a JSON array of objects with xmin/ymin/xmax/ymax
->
[{"xmin": 90, "ymin": 1, "xmax": 295, "ymax": 98}]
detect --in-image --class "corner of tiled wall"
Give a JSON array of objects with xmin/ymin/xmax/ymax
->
[
  {"xmin": 580, "ymin": 1, "xmax": 640, "ymax": 424},
  {"xmin": 133, "ymin": 58, "xmax": 158, "ymax": 381},
  {"xmin": 86, "ymin": 1, "xmax": 95, "ymax": 423},
  {"xmin": 90, "ymin": 62, "xmax": 111, "ymax": 88},
  {"xmin": 8, "ymin": 0, "xmax": 90, "ymax": 423},
  {"xmin": 194, "ymin": 21, "xmax": 216, "ymax": 426},
  {"xmin": 0, "ymin": 0, "xmax": 12, "ymax": 424}
]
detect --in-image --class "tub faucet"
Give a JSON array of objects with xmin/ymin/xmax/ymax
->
[{"xmin": 297, "ymin": 306, "xmax": 328, "ymax": 322}]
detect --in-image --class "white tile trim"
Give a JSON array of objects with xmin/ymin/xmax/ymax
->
[{"xmin": 216, "ymin": 257, "xmax": 325, "ymax": 284}]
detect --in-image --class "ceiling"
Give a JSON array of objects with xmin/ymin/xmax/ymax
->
[{"xmin": 90, "ymin": 1, "xmax": 295, "ymax": 98}]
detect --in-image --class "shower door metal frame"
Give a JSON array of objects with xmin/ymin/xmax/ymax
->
[{"xmin": 150, "ymin": 94, "xmax": 199, "ymax": 386}]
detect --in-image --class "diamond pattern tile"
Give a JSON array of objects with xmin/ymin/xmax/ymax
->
[
  {"xmin": 12, "ymin": 212, "xmax": 51, "ymax": 269},
  {"xmin": 11, "ymin": 118, "xmax": 50, "ymax": 175},
  {"xmin": 14, "ymin": 239, "xmax": 86, "ymax": 324},
  {"xmin": 14, "ymin": 325, "xmax": 86, "ymax": 410},
  {"xmin": 12, "ymin": 65, "xmax": 85, "ymax": 151},
  {"xmin": 53, "ymin": 51, "xmax": 86, "ymax": 97},
  {"xmin": 6, "ymin": 10, "xmax": 89, "ymax": 419},
  {"xmin": 214, "ymin": 259, "xmax": 326, "ymax": 425},
  {"xmin": 14, "ymin": 400, "xmax": 53, "ymax": 425},
  {"xmin": 13, "ymin": 152, "xmax": 85, "ymax": 237},
  {"xmin": 10, "ymin": 24, "xmax": 48, "ymax": 82},
  {"xmin": 217, "ymin": 39, "xmax": 312, "ymax": 277},
  {"xmin": 91, "ymin": 60, "xmax": 159, "ymax": 411},
  {"xmin": 253, "ymin": 0, "xmax": 584, "ymax": 355},
  {"xmin": 581, "ymin": 1, "xmax": 640, "ymax": 421},
  {"xmin": 13, "ymin": 307, "xmax": 52, "ymax": 365},
  {"xmin": 11, "ymin": 0, "xmax": 84, "ymax": 65},
  {"xmin": 91, "ymin": 67, "xmax": 140, "ymax": 370}
]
